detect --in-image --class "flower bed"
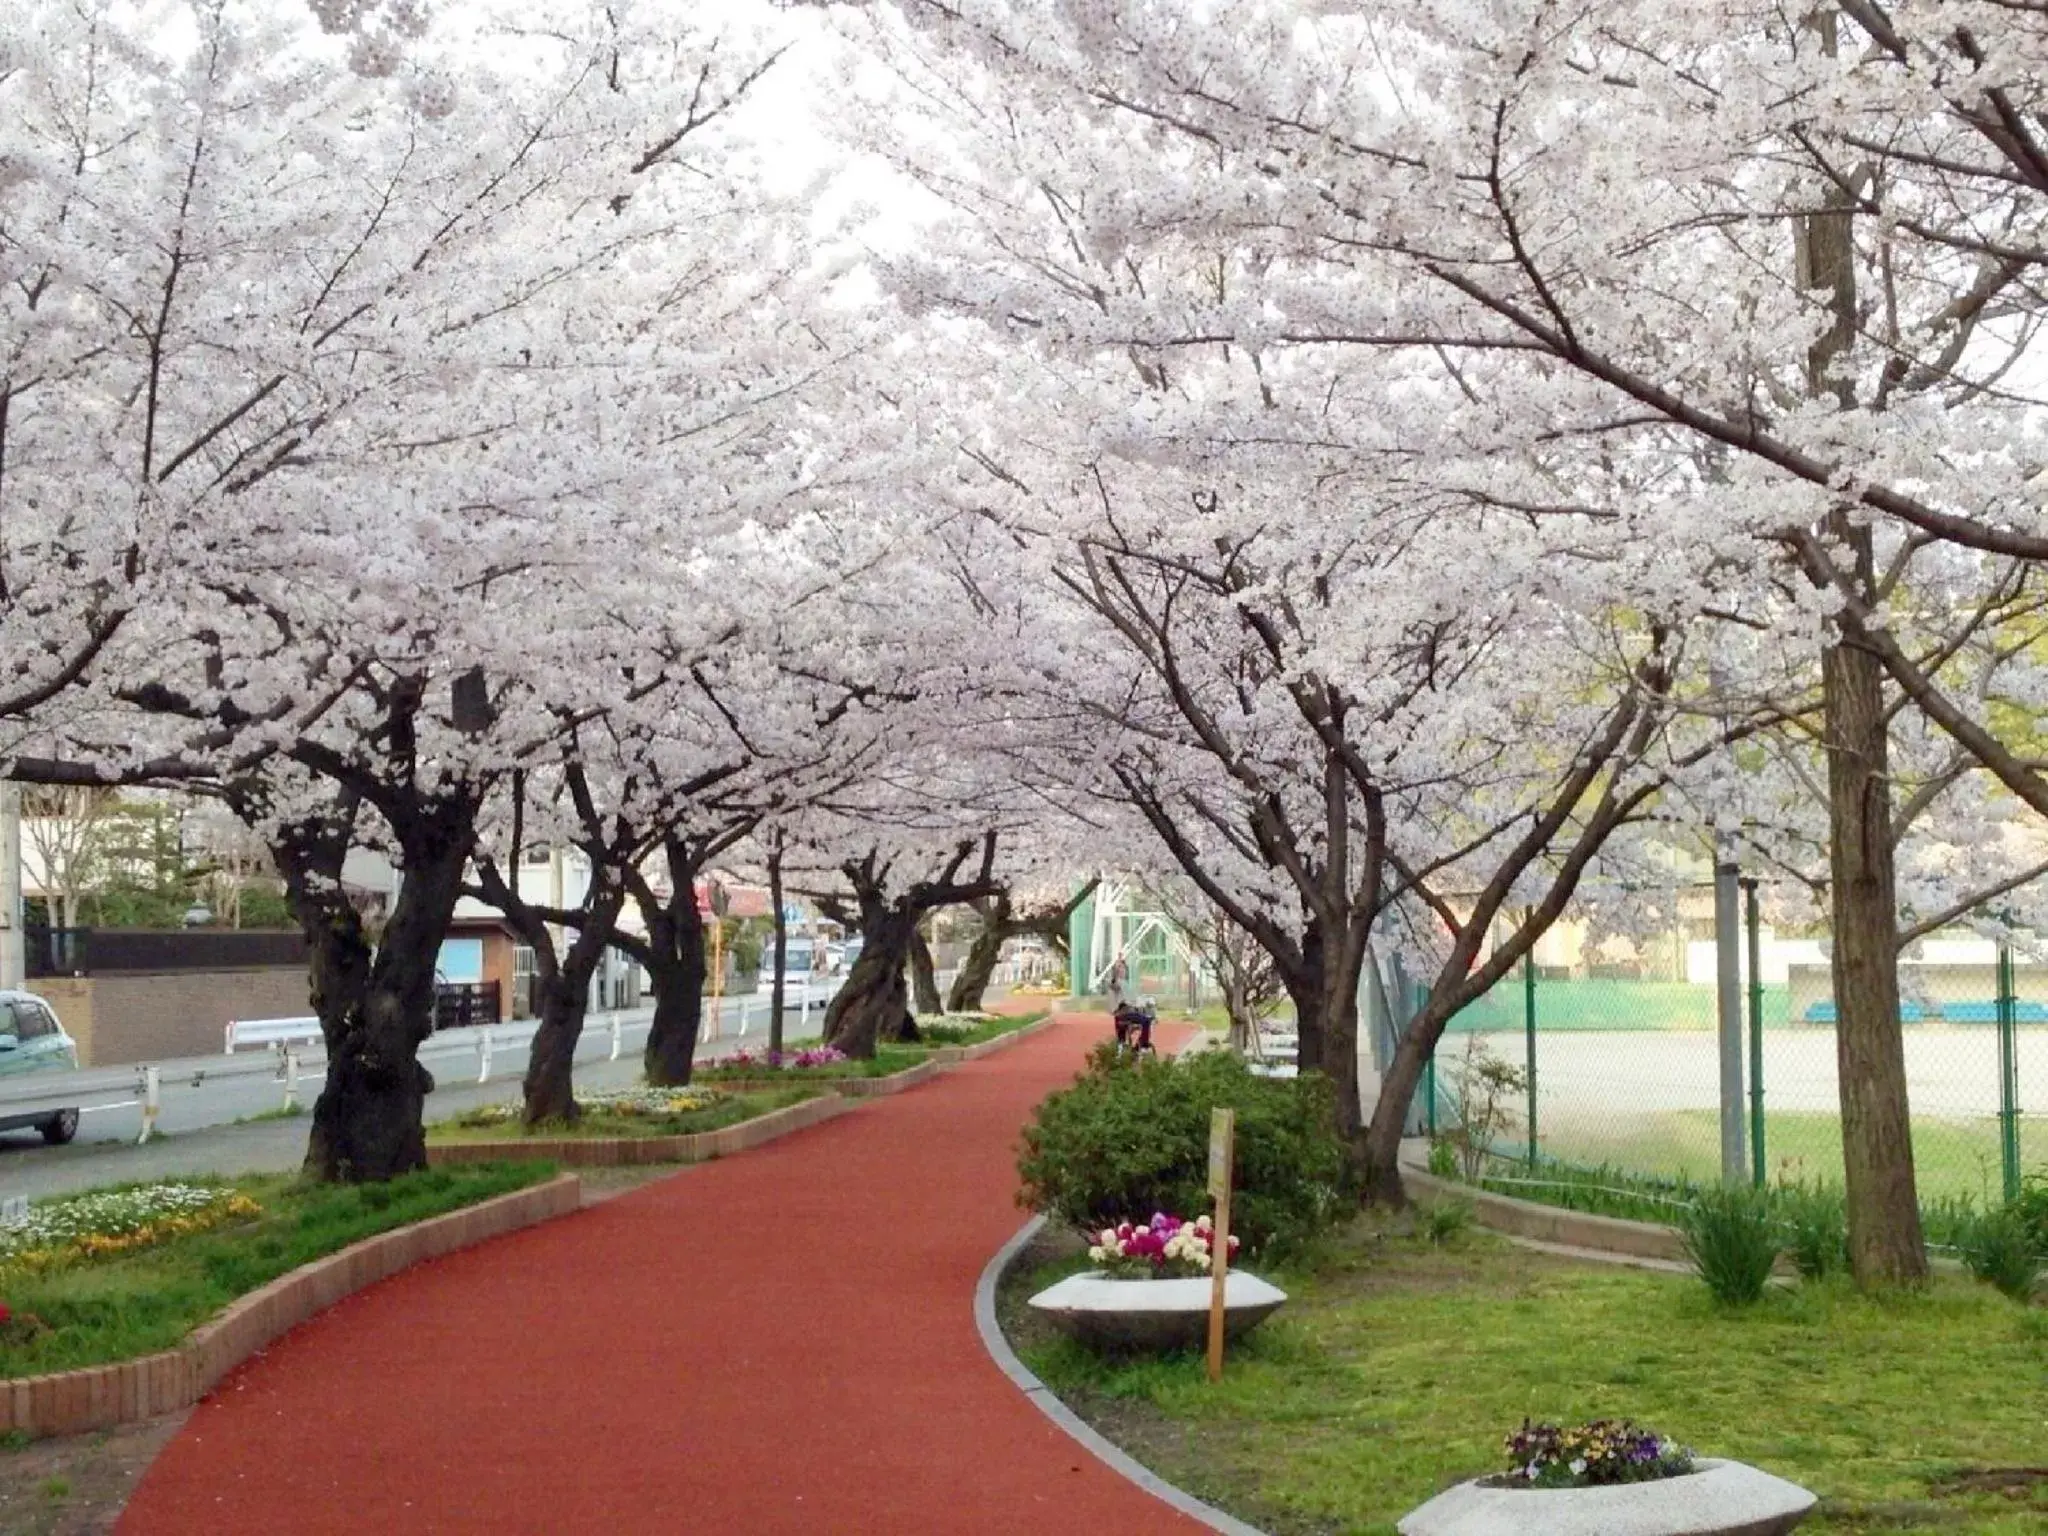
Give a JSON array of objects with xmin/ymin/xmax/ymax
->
[
  {"xmin": 1, "ymin": 1164, "xmax": 554, "ymax": 1384},
  {"xmin": 1, "ymin": 1185, "xmax": 263, "ymax": 1273},
  {"xmin": 431, "ymin": 1084, "xmax": 819, "ymax": 1143},
  {"xmin": 697, "ymin": 1046, "xmax": 849, "ymax": 1074}
]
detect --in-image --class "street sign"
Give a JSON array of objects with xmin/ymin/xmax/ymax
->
[{"xmin": 1207, "ymin": 1106, "xmax": 1235, "ymax": 1199}]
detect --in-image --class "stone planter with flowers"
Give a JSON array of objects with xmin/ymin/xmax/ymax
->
[
  {"xmin": 1027, "ymin": 1212, "xmax": 1288, "ymax": 1351},
  {"xmin": 1399, "ymin": 1419, "xmax": 1815, "ymax": 1536}
]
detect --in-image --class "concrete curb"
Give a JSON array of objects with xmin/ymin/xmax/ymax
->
[
  {"xmin": 1401, "ymin": 1166, "xmax": 1689, "ymax": 1265},
  {"xmin": 426, "ymin": 1091, "xmax": 853, "ymax": 1167},
  {"xmin": 2, "ymin": 1172, "xmax": 583, "ymax": 1440},
  {"xmin": 973, "ymin": 1213, "xmax": 1271, "ymax": 1536}
]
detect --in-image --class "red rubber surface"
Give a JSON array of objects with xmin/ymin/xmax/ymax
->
[{"xmin": 119, "ymin": 1014, "xmax": 1212, "ymax": 1534}]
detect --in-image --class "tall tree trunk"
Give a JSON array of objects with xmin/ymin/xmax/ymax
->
[
  {"xmin": 642, "ymin": 908, "xmax": 709, "ymax": 1085},
  {"xmin": 519, "ymin": 887, "xmax": 624, "ymax": 1125},
  {"xmin": 908, "ymin": 920, "xmax": 942, "ymax": 1015},
  {"xmin": 300, "ymin": 801, "xmax": 473, "ymax": 1183},
  {"xmin": 1824, "ymin": 543, "xmax": 1927, "ymax": 1283},
  {"xmin": 768, "ymin": 837, "xmax": 788, "ymax": 1058},
  {"xmin": 824, "ymin": 908, "xmax": 916, "ymax": 1058},
  {"xmin": 946, "ymin": 899, "xmax": 1008, "ymax": 1013}
]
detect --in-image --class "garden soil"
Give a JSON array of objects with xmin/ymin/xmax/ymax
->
[{"xmin": 116, "ymin": 1013, "xmax": 1213, "ymax": 1534}]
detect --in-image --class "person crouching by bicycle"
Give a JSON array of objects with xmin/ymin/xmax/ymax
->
[{"xmin": 1112, "ymin": 998, "xmax": 1156, "ymax": 1057}]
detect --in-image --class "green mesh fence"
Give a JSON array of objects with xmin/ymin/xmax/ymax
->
[{"xmin": 1424, "ymin": 949, "xmax": 2041, "ymax": 1207}]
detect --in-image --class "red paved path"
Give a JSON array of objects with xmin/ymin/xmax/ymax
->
[{"xmin": 120, "ymin": 1013, "xmax": 1210, "ymax": 1534}]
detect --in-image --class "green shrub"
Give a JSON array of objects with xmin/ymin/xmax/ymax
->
[
  {"xmin": 2013, "ymin": 1175, "xmax": 2047, "ymax": 1254},
  {"xmin": 1421, "ymin": 1199, "xmax": 1474, "ymax": 1247},
  {"xmin": 1776, "ymin": 1182, "xmax": 1848, "ymax": 1280},
  {"xmin": 1955, "ymin": 1205, "xmax": 2043, "ymax": 1302},
  {"xmin": 1016, "ymin": 1046, "xmax": 1349, "ymax": 1254},
  {"xmin": 1426, "ymin": 1138, "xmax": 1458, "ymax": 1179},
  {"xmin": 1677, "ymin": 1184, "xmax": 1779, "ymax": 1305}
]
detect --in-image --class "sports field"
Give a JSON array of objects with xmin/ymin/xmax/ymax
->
[{"xmin": 1450, "ymin": 1023, "xmax": 2046, "ymax": 1201}]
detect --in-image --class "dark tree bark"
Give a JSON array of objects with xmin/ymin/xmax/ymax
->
[
  {"xmin": 908, "ymin": 920, "xmax": 943, "ymax": 1016},
  {"xmin": 633, "ymin": 914, "xmax": 709, "ymax": 1085},
  {"xmin": 822, "ymin": 839, "xmax": 1001, "ymax": 1058},
  {"xmin": 947, "ymin": 900, "xmax": 1008, "ymax": 1013},
  {"xmin": 633, "ymin": 827, "xmax": 749, "ymax": 1085},
  {"xmin": 467, "ymin": 767, "xmax": 632, "ymax": 1126},
  {"xmin": 767, "ymin": 834, "xmax": 788, "ymax": 1059},
  {"xmin": 825, "ymin": 906, "xmax": 920, "ymax": 1058},
  {"xmin": 279, "ymin": 793, "xmax": 476, "ymax": 1183},
  {"xmin": 944, "ymin": 878, "xmax": 1096, "ymax": 1013}
]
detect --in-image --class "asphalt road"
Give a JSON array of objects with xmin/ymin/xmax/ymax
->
[{"xmin": 0, "ymin": 984, "xmax": 838, "ymax": 1201}]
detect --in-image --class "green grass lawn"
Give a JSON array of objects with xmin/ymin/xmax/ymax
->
[
  {"xmin": 1002, "ymin": 1220, "xmax": 2048, "ymax": 1535},
  {"xmin": 427, "ymin": 1085, "xmax": 820, "ymax": 1142},
  {"xmin": 1, "ymin": 1164, "xmax": 554, "ymax": 1379},
  {"xmin": 1531, "ymin": 1107, "xmax": 2043, "ymax": 1205}
]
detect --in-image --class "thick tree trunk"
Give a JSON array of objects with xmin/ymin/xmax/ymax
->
[
  {"xmin": 1824, "ymin": 589, "xmax": 1928, "ymax": 1284},
  {"xmin": 824, "ymin": 908, "xmax": 916, "ymax": 1058},
  {"xmin": 642, "ymin": 911, "xmax": 709, "ymax": 1085},
  {"xmin": 1280, "ymin": 918, "xmax": 1328, "ymax": 1076},
  {"xmin": 908, "ymin": 922, "xmax": 943, "ymax": 1015},
  {"xmin": 301, "ymin": 803, "xmax": 472, "ymax": 1183},
  {"xmin": 523, "ymin": 968, "xmax": 594, "ymax": 1125},
  {"xmin": 946, "ymin": 907, "xmax": 1006, "ymax": 1013}
]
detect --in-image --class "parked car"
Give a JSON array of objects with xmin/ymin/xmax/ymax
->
[{"xmin": 0, "ymin": 990, "xmax": 81, "ymax": 1144}]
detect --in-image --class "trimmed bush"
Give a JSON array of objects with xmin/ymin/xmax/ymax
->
[{"xmin": 1016, "ymin": 1046, "xmax": 1349, "ymax": 1254}]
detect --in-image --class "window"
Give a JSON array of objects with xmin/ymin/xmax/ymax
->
[
  {"xmin": 0, "ymin": 1001, "xmax": 17, "ymax": 1038},
  {"xmin": 437, "ymin": 938, "xmax": 486, "ymax": 985},
  {"xmin": 16, "ymin": 1003, "xmax": 55, "ymax": 1040}
]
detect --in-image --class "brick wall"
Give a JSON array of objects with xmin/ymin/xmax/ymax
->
[{"xmin": 31, "ymin": 969, "xmax": 312, "ymax": 1065}]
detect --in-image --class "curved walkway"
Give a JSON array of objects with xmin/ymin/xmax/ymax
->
[{"xmin": 120, "ymin": 1013, "xmax": 1212, "ymax": 1534}]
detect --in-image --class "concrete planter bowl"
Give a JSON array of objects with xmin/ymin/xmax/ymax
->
[
  {"xmin": 1398, "ymin": 1459, "xmax": 1816, "ymax": 1536},
  {"xmin": 1027, "ymin": 1270, "xmax": 1288, "ymax": 1352}
]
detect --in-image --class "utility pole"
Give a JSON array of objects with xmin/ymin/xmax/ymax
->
[
  {"xmin": 0, "ymin": 783, "xmax": 21, "ymax": 989},
  {"xmin": 1714, "ymin": 852, "xmax": 1747, "ymax": 1183}
]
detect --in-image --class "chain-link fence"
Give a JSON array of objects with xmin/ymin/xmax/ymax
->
[{"xmin": 1402, "ymin": 886, "xmax": 2043, "ymax": 1209}]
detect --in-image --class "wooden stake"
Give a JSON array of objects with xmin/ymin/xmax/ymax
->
[{"xmin": 1206, "ymin": 1107, "xmax": 1235, "ymax": 1382}]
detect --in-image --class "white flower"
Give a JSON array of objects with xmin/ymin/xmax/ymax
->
[{"xmin": 1569, "ymin": 1458, "xmax": 1587, "ymax": 1476}]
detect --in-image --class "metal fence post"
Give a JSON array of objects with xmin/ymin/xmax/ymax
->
[
  {"xmin": 1523, "ymin": 950, "xmax": 1538, "ymax": 1166},
  {"xmin": 1743, "ymin": 878, "xmax": 1765, "ymax": 1187},
  {"xmin": 1998, "ymin": 940, "xmax": 2021, "ymax": 1204}
]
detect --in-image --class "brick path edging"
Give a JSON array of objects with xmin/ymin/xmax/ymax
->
[{"xmin": 1, "ymin": 1172, "xmax": 583, "ymax": 1440}]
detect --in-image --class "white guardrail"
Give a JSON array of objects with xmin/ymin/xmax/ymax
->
[{"xmin": 0, "ymin": 975, "xmax": 881, "ymax": 1145}]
